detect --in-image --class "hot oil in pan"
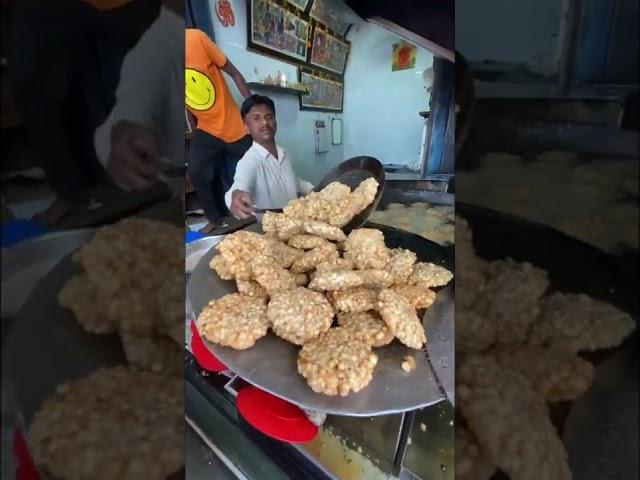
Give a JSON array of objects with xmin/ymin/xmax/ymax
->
[
  {"xmin": 369, "ymin": 203, "xmax": 454, "ymax": 246},
  {"xmin": 302, "ymin": 427, "xmax": 393, "ymax": 480}
]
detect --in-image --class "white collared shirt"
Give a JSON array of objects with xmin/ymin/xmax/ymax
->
[
  {"xmin": 94, "ymin": 7, "xmax": 184, "ymax": 168},
  {"xmin": 225, "ymin": 142, "xmax": 314, "ymax": 211}
]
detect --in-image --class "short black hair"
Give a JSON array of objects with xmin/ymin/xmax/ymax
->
[{"xmin": 241, "ymin": 94, "xmax": 276, "ymax": 120}]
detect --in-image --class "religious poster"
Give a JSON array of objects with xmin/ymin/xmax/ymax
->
[
  {"xmin": 392, "ymin": 42, "xmax": 417, "ymax": 71},
  {"xmin": 309, "ymin": 0, "xmax": 350, "ymax": 36},
  {"xmin": 249, "ymin": 0, "xmax": 310, "ymax": 62},
  {"xmin": 286, "ymin": 0, "xmax": 310, "ymax": 11},
  {"xmin": 310, "ymin": 27, "xmax": 349, "ymax": 75},
  {"xmin": 299, "ymin": 68, "xmax": 343, "ymax": 112}
]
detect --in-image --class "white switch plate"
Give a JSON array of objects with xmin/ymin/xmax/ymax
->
[{"xmin": 315, "ymin": 120, "xmax": 329, "ymax": 153}]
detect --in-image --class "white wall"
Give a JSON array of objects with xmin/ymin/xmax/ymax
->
[
  {"xmin": 209, "ymin": 0, "xmax": 343, "ymax": 184},
  {"xmin": 343, "ymin": 23, "xmax": 433, "ymax": 168},
  {"xmin": 455, "ymin": 0, "xmax": 564, "ymax": 74}
]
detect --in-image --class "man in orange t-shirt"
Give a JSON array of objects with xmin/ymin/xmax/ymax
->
[{"xmin": 186, "ymin": 28, "xmax": 252, "ymax": 233}]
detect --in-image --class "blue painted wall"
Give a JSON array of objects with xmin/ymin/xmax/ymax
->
[
  {"xmin": 574, "ymin": 0, "xmax": 616, "ymax": 84},
  {"xmin": 343, "ymin": 22, "xmax": 433, "ymax": 169}
]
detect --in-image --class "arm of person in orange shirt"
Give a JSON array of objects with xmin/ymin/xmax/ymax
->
[
  {"xmin": 199, "ymin": 31, "xmax": 251, "ymax": 99},
  {"xmin": 221, "ymin": 60, "xmax": 251, "ymax": 99}
]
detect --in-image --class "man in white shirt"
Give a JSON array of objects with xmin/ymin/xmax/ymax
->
[
  {"xmin": 225, "ymin": 95, "xmax": 313, "ymax": 219},
  {"xmin": 94, "ymin": 0, "xmax": 184, "ymax": 191},
  {"xmin": 7, "ymin": 0, "xmax": 158, "ymax": 224}
]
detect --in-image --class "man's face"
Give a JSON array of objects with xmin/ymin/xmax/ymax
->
[{"xmin": 244, "ymin": 104, "xmax": 277, "ymax": 143}]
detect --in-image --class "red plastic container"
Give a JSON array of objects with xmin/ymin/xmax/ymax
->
[
  {"xmin": 14, "ymin": 430, "xmax": 41, "ymax": 480},
  {"xmin": 190, "ymin": 320, "xmax": 227, "ymax": 372},
  {"xmin": 236, "ymin": 386, "xmax": 318, "ymax": 444}
]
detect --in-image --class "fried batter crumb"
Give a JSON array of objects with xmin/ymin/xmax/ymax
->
[{"xmin": 401, "ymin": 355, "xmax": 417, "ymax": 372}]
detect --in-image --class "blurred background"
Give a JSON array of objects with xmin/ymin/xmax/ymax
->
[{"xmin": 455, "ymin": 0, "xmax": 638, "ymax": 258}]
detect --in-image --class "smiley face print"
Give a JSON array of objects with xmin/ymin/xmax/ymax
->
[{"xmin": 185, "ymin": 68, "xmax": 216, "ymax": 111}]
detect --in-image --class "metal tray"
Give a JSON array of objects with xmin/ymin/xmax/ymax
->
[
  {"xmin": 3, "ymin": 204, "xmax": 186, "ymax": 479},
  {"xmin": 457, "ymin": 202, "xmax": 638, "ymax": 480},
  {"xmin": 4, "ymin": 242, "xmax": 125, "ymax": 427},
  {"xmin": 187, "ymin": 223, "xmax": 453, "ymax": 416},
  {"xmin": 4, "ymin": 244, "xmax": 186, "ymax": 480},
  {"xmin": 1, "ymin": 229, "xmax": 94, "ymax": 318}
]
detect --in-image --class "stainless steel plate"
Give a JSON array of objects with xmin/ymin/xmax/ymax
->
[
  {"xmin": 424, "ymin": 286, "xmax": 455, "ymax": 406},
  {"xmin": 458, "ymin": 203, "xmax": 639, "ymax": 480},
  {"xmin": 1, "ymin": 229, "xmax": 94, "ymax": 318},
  {"xmin": 186, "ymin": 236, "xmax": 224, "ymax": 274},
  {"xmin": 5, "ymin": 249, "xmax": 125, "ymax": 425},
  {"xmin": 187, "ymin": 224, "xmax": 453, "ymax": 416},
  {"xmin": 3, "ymin": 215, "xmax": 185, "ymax": 479}
]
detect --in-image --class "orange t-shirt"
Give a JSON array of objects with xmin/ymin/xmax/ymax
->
[
  {"xmin": 83, "ymin": 0, "xmax": 133, "ymax": 11},
  {"xmin": 185, "ymin": 29, "xmax": 246, "ymax": 143}
]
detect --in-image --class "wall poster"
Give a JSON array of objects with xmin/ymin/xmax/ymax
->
[
  {"xmin": 299, "ymin": 68, "xmax": 344, "ymax": 112},
  {"xmin": 286, "ymin": 0, "xmax": 310, "ymax": 11},
  {"xmin": 309, "ymin": 0, "xmax": 350, "ymax": 36},
  {"xmin": 248, "ymin": 0, "xmax": 311, "ymax": 62},
  {"xmin": 309, "ymin": 26, "xmax": 349, "ymax": 75},
  {"xmin": 392, "ymin": 42, "xmax": 417, "ymax": 71}
]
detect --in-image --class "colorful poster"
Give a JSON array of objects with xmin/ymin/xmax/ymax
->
[
  {"xmin": 286, "ymin": 0, "xmax": 310, "ymax": 11},
  {"xmin": 392, "ymin": 42, "xmax": 417, "ymax": 71},
  {"xmin": 299, "ymin": 69, "xmax": 343, "ymax": 112},
  {"xmin": 250, "ymin": 0, "xmax": 310, "ymax": 62},
  {"xmin": 309, "ymin": 0, "xmax": 350, "ymax": 36},
  {"xmin": 310, "ymin": 27, "xmax": 349, "ymax": 75}
]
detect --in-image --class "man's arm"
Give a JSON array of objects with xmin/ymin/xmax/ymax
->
[
  {"xmin": 198, "ymin": 30, "xmax": 251, "ymax": 99},
  {"xmin": 222, "ymin": 60, "xmax": 251, "ymax": 99},
  {"xmin": 106, "ymin": 121, "xmax": 164, "ymax": 191},
  {"xmin": 94, "ymin": 52, "xmax": 163, "ymax": 169},
  {"xmin": 94, "ymin": 24, "xmax": 172, "ymax": 190}
]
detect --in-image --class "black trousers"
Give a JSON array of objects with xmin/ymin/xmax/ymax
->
[
  {"xmin": 7, "ymin": 0, "xmax": 159, "ymax": 205},
  {"xmin": 187, "ymin": 130, "xmax": 252, "ymax": 224}
]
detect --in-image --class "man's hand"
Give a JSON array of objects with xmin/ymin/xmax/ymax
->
[
  {"xmin": 230, "ymin": 190, "xmax": 255, "ymax": 219},
  {"xmin": 107, "ymin": 121, "xmax": 164, "ymax": 191}
]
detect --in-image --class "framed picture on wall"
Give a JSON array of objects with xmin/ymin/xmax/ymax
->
[
  {"xmin": 310, "ymin": 26, "xmax": 350, "ymax": 75},
  {"xmin": 286, "ymin": 0, "xmax": 310, "ymax": 11},
  {"xmin": 299, "ymin": 68, "xmax": 344, "ymax": 112},
  {"xmin": 248, "ymin": 0, "xmax": 311, "ymax": 63},
  {"xmin": 309, "ymin": 0, "xmax": 351, "ymax": 36}
]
